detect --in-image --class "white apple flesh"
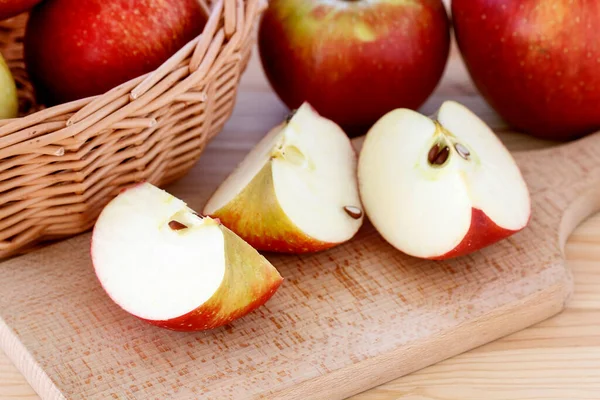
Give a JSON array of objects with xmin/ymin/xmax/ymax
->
[
  {"xmin": 91, "ymin": 183, "xmax": 283, "ymax": 331},
  {"xmin": 203, "ymin": 102, "xmax": 364, "ymax": 253},
  {"xmin": 358, "ymin": 100, "xmax": 531, "ymax": 260}
]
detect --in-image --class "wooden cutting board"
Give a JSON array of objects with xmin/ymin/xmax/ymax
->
[{"xmin": 2, "ymin": 48, "xmax": 600, "ymax": 399}]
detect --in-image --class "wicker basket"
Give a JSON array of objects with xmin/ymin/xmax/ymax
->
[{"xmin": 0, "ymin": 0, "xmax": 264, "ymax": 259}]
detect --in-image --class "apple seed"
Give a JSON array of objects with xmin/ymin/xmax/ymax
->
[
  {"xmin": 168, "ymin": 220, "xmax": 188, "ymax": 231},
  {"xmin": 454, "ymin": 143, "xmax": 470, "ymax": 160},
  {"xmin": 428, "ymin": 143, "xmax": 450, "ymax": 166},
  {"xmin": 344, "ymin": 206, "xmax": 363, "ymax": 219}
]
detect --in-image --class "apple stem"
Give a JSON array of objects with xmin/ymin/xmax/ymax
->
[{"xmin": 285, "ymin": 109, "xmax": 297, "ymax": 124}]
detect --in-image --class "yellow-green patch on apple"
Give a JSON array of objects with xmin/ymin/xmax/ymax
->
[{"xmin": 0, "ymin": 53, "xmax": 18, "ymax": 119}]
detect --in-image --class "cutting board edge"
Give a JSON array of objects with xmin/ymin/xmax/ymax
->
[
  {"xmin": 0, "ymin": 316, "xmax": 64, "ymax": 400},
  {"xmin": 267, "ymin": 274, "xmax": 573, "ymax": 400}
]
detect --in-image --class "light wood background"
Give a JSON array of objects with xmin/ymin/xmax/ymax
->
[{"xmin": 2, "ymin": 25, "xmax": 600, "ymax": 400}]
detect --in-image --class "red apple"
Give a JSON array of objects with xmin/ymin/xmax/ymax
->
[
  {"xmin": 91, "ymin": 183, "xmax": 283, "ymax": 332},
  {"xmin": 0, "ymin": 0, "xmax": 41, "ymax": 20},
  {"xmin": 257, "ymin": 0, "xmax": 451, "ymax": 137},
  {"xmin": 357, "ymin": 101, "xmax": 531, "ymax": 260},
  {"xmin": 24, "ymin": 0, "xmax": 207, "ymax": 106},
  {"xmin": 452, "ymin": 0, "xmax": 600, "ymax": 141}
]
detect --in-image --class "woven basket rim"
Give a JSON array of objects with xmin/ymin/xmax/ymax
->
[
  {"xmin": 0, "ymin": 0, "xmax": 265, "ymax": 138},
  {"xmin": 0, "ymin": 0, "xmax": 266, "ymax": 259}
]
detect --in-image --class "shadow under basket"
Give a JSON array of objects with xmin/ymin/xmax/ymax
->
[{"xmin": 0, "ymin": 0, "xmax": 264, "ymax": 259}]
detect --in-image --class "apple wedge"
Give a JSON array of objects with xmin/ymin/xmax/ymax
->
[
  {"xmin": 91, "ymin": 182, "xmax": 283, "ymax": 331},
  {"xmin": 203, "ymin": 102, "xmax": 364, "ymax": 253},
  {"xmin": 358, "ymin": 100, "xmax": 531, "ymax": 260}
]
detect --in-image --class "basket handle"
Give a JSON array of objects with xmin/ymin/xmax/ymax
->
[
  {"xmin": 224, "ymin": 0, "xmax": 236, "ymax": 38},
  {"xmin": 189, "ymin": 0, "xmax": 226, "ymax": 73}
]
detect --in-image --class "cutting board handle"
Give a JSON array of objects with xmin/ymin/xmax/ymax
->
[
  {"xmin": 515, "ymin": 130, "xmax": 600, "ymax": 251},
  {"xmin": 516, "ymin": 130, "xmax": 600, "ymax": 193}
]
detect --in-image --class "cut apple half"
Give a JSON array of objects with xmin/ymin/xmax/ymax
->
[
  {"xmin": 203, "ymin": 102, "xmax": 364, "ymax": 253},
  {"xmin": 358, "ymin": 100, "xmax": 531, "ymax": 260},
  {"xmin": 91, "ymin": 182, "xmax": 283, "ymax": 331}
]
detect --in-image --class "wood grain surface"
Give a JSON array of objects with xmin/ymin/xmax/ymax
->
[
  {"xmin": 2, "ymin": 40, "xmax": 600, "ymax": 399},
  {"xmin": 3, "ymin": 224, "xmax": 600, "ymax": 400}
]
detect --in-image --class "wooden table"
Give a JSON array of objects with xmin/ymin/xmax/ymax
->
[{"xmin": 2, "ymin": 40, "xmax": 600, "ymax": 399}]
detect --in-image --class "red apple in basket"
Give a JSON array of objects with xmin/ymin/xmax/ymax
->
[
  {"xmin": 452, "ymin": 0, "xmax": 600, "ymax": 141},
  {"xmin": 91, "ymin": 183, "xmax": 283, "ymax": 332},
  {"xmin": 358, "ymin": 101, "xmax": 531, "ymax": 260},
  {"xmin": 24, "ymin": 0, "xmax": 207, "ymax": 106},
  {"xmin": 0, "ymin": 0, "xmax": 42, "ymax": 20},
  {"xmin": 257, "ymin": 0, "xmax": 451, "ymax": 137},
  {"xmin": 203, "ymin": 102, "xmax": 364, "ymax": 253}
]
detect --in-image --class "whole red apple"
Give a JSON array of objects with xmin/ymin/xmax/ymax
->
[
  {"xmin": 0, "ymin": 0, "xmax": 41, "ymax": 20},
  {"xmin": 24, "ymin": 0, "xmax": 207, "ymax": 106},
  {"xmin": 452, "ymin": 0, "xmax": 600, "ymax": 141},
  {"xmin": 258, "ymin": 0, "xmax": 451, "ymax": 137}
]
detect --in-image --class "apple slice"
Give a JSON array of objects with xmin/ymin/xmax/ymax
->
[
  {"xmin": 91, "ymin": 182, "xmax": 283, "ymax": 331},
  {"xmin": 358, "ymin": 100, "xmax": 531, "ymax": 260},
  {"xmin": 203, "ymin": 102, "xmax": 364, "ymax": 253}
]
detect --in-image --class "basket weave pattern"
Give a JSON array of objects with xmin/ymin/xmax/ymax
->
[{"xmin": 0, "ymin": 0, "xmax": 263, "ymax": 258}]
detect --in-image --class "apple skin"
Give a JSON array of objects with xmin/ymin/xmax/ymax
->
[
  {"xmin": 452, "ymin": 0, "xmax": 600, "ymax": 141},
  {"xmin": 139, "ymin": 227, "xmax": 283, "ymax": 332},
  {"xmin": 0, "ymin": 52, "xmax": 18, "ymax": 119},
  {"xmin": 207, "ymin": 161, "xmax": 339, "ymax": 254},
  {"xmin": 24, "ymin": 0, "xmax": 207, "ymax": 106},
  {"xmin": 257, "ymin": 0, "xmax": 451, "ymax": 137},
  {"xmin": 428, "ymin": 209, "xmax": 525, "ymax": 260},
  {"xmin": 0, "ymin": 0, "xmax": 41, "ymax": 20}
]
